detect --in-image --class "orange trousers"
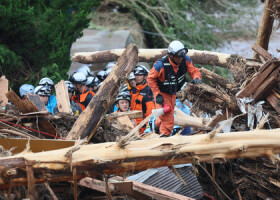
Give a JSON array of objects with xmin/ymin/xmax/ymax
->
[{"xmin": 154, "ymin": 93, "xmax": 176, "ymax": 136}]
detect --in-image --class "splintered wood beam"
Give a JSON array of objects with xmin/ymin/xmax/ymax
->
[
  {"xmin": 55, "ymin": 80, "xmax": 71, "ymax": 113},
  {"xmin": 0, "ymin": 76, "xmax": 8, "ymax": 107},
  {"xmin": 1, "ymin": 129, "xmax": 280, "ymax": 188},
  {"xmin": 73, "ymin": 49, "xmax": 262, "ymax": 68},
  {"xmin": 254, "ymin": 0, "xmax": 274, "ymax": 59},
  {"xmin": 266, "ymin": 93, "xmax": 280, "ymax": 114},
  {"xmin": 66, "ymin": 44, "xmax": 139, "ymax": 141}
]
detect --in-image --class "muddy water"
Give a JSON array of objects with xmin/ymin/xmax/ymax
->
[{"xmin": 215, "ymin": 3, "xmax": 280, "ymax": 59}]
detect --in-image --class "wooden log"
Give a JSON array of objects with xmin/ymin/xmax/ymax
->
[
  {"xmin": 254, "ymin": 0, "xmax": 274, "ymax": 59},
  {"xmin": 54, "ymin": 80, "xmax": 71, "ymax": 113},
  {"xmin": 0, "ymin": 76, "xmax": 8, "ymax": 107},
  {"xmin": 116, "ymin": 115, "xmax": 134, "ymax": 131},
  {"xmin": 66, "ymin": 44, "xmax": 139, "ymax": 141},
  {"xmin": 73, "ymin": 49, "xmax": 263, "ymax": 68},
  {"xmin": 201, "ymin": 67, "xmax": 234, "ymax": 89},
  {"xmin": 1, "ymin": 129, "xmax": 280, "ymax": 187},
  {"xmin": 106, "ymin": 110, "xmax": 143, "ymax": 122}
]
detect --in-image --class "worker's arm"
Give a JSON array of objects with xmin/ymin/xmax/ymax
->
[
  {"xmin": 147, "ymin": 61, "xmax": 165, "ymax": 98},
  {"xmin": 185, "ymin": 56, "xmax": 201, "ymax": 80}
]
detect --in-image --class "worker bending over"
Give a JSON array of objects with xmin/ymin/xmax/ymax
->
[{"xmin": 147, "ymin": 40, "xmax": 202, "ymax": 136}]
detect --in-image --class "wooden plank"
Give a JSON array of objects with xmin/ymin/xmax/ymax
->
[
  {"xmin": 237, "ymin": 63, "xmax": 276, "ymax": 98},
  {"xmin": 54, "ymin": 80, "xmax": 71, "ymax": 113},
  {"xmin": 253, "ymin": 71, "xmax": 278, "ymax": 101},
  {"xmin": 266, "ymin": 93, "xmax": 280, "ymax": 114},
  {"xmin": 27, "ymin": 93, "xmax": 48, "ymax": 112},
  {"xmin": 79, "ymin": 177, "xmax": 133, "ymax": 195},
  {"xmin": 0, "ymin": 138, "xmax": 75, "ymax": 154},
  {"xmin": 207, "ymin": 111, "xmax": 228, "ymax": 128},
  {"xmin": 116, "ymin": 115, "xmax": 135, "ymax": 131},
  {"xmin": 252, "ymin": 43, "xmax": 272, "ymax": 60},
  {"xmin": 6, "ymin": 90, "xmax": 28, "ymax": 113},
  {"xmin": 0, "ymin": 76, "xmax": 8, "ymax": 107}
]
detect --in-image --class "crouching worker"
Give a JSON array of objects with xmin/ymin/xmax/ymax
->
[
  {"xmin": 115, "ymin": 91, "xmax": 136, "ymax": 126},
  {"xmin": 34, "ymin": 86, "xmax": 52, "ymax": 112},
  {"xmin": 53, "ymin": 81, "xmax": 82, "ymax": 115}
]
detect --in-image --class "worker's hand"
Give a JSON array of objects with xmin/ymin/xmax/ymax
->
[
  {"xmin": 156, "ymin": 94, "xmax": 164, "ymax": 106},
  {"xmin": 191, "ymin": 78, "xmax": 202, "ymax": 84}
]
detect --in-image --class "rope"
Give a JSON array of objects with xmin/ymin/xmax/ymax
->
[{"xmin": 0, "ymin": 119, "xmax": 65, "ymax": 140}]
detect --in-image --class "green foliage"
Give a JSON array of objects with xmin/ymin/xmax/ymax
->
[{"xmin": 0, "ymin": 0, "xmax": 100, "ymax": 91}]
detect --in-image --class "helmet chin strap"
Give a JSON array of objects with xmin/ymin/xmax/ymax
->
[
  {"xmin": 136, "ymin": 79, "xmax": 146, "ymax": 86},
  {"xmin": 170, "ymin": 56, "xmax": 180, "ymax": 65}
]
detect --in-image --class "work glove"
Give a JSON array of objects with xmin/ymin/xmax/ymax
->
[
  {"xmin": 191, "ymin": 78, "xmax": 202, "ymax": 84},
  {"xmin": 156, "ymin": 94, "xmax": 164, "ymax": 106}
]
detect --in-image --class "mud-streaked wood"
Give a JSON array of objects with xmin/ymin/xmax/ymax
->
[
  {"xmin": 6, "ymin": 90, "xmax": 29, "ymax": 113},
  {"xmin": 253, "ymin": 0, "xmax": 274, "ymax": 59},
  {"xmin": 0, "ymin": 76, "xmax": 8, "ymax": 107},
  {"xmin": 67, "ymin": 44, "xmax": 139, "ymax": 141},
  {"xmin": 73, "ymin": 48, "xmax": 262, "ymax": 69},
  {"xmin": 1, "ymin": 129, "xmax": 280, "ymax": 187},
  {"xmin": 55, "ymin": 80, "xmax": 71, "ymax": 113}
]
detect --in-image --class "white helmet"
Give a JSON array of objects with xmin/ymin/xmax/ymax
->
[
  {"xmin": 105, "ymin": 68, "xmax": 113, "ymax": 76},
  {"xmin": 19, "ymin": 84, "xmax": 34, "ymax": 97},
  {"xmin": 34, "ymin": 86, "xmax": 51, "ymax": 96},
  {"xmin": 167, "ymin": 40, "xmax": 188, "ymax": 57},
  {"xmin": 129, "ymin": 72, "xmax": 135, "ymax": 80},
  {"xmin": 116, "ymin": 91, "xmax": 131, "ymax": 102},
  {"xmin": 96, "ymin": 70, "xmax": 107, "ymax": 81},
  {"xmin": 65, "ymin": 81, "xmax": 75, "ymax": 92},
  {"xmin": 133, "ymin": 65, "xmax": 149, "ymax": 75},
  {"xmin": 77, "ymin": 65, "xmax": 92, "ymax": 77},
  {"xmin": 86, "ymin": 76, "xmax": 100, "ymax": 87},
  {"xmin": 69, "ymin": 72, "xmax": 87, "ymax": 84},
  {"xmin": 39, "ymin": 77, "xmax": 54, "ymax": 87},
  {"xmin": 105, "ymin": 62, "xmax": 116, "ymax": 70}
]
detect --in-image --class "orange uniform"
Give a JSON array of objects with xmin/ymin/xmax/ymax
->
[
  {"xmin": 130, "ymin": 82, "xmax": 155, "ymax": 132},
  {"xmin": 147, "ymin": 55, "xmax": 201, "ymax": 135},
  {"xmin": 72, "ymin": 87, "xmax": 95, "ymax": 111}
]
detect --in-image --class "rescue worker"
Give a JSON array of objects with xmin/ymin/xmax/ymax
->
[
  {"xmin": 147, "ymin": 40, "xmax": 202, "ymax": 136},
  {"xmin": 69, "ymin": 72, "xmax": 95, "ymax": 111},
  {"xmin": 86, "ymin": 76, "xmax": 100, "ymax": 93},
  {"xmin": 19, "ymin": 84, "xmax": 34, "ymax": 101},
  {"xmin": 115, "ymin": 91, "xmax": 136, "ymax": 126},
  {"xmin": 105, "ymin": 62, "xmax": 116, "ymax": 71},
  {"xmin": 38, "ymin": 77, "xmax": 57, "ymax": 114},
  {"xmin": 34, "ymin": 86, "xmax": 51, "ymax": 108},
  {"xmin": 53, "ymin": 81, "xmax": 82, "ymax": 115},
  {"xmin": 96, "ymin": 70, "xmax": 107, "ymax": 82},
  {"xmin": 120, "ymin": 72, "xmax": 136, "ymax": 93},
  {"xmin": 130, "ymin": 65, "xmax": 155, "ymax": 132}
]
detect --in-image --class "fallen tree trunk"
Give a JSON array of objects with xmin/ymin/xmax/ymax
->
[
  {"xmin": 1, "ymin": 129, "xmax": 280, "ymax": 188},
  {"xmin": 73, "ymin": 49, "xmax": 262, "ymax": 68},
  {"xmin": 66, "ymin": 44, "xmax": 139, "ymax": 141}
]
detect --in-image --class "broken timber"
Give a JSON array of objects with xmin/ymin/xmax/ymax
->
[
  {"xmin": 73, "ymin": 48, "xmax": 262, "ymax": 68},
  {"xmin": 0, "ymin": 76, "xmax": 8, "ymax": 107},
  {"xmin": 55, "ymin": 80, "xmax": 72, "ymax": 113},
  {"xmin": 1, "ymin": 129, "xmax": 280, "ymax": 188},
  {"xmin": 66, "ymin": 43, "xmax": 139, "ymax": 141}
]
